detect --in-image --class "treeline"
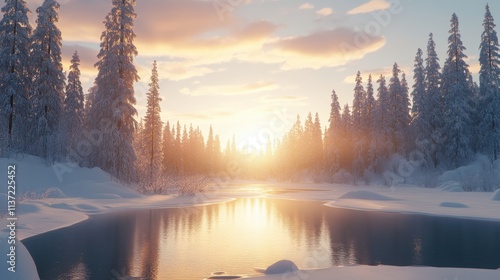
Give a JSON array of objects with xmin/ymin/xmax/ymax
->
[
  {"xmin": 265, "ymin": 7, "xmax": 500, "ymax": 182},
  {"xmin": 0, "ymin": 0, "xmax": 140, "ymax": 183}
]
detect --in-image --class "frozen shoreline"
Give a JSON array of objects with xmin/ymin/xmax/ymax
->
[{"xmin": 1, "ymin": 156, "xmax": 500, "ymax": 280}]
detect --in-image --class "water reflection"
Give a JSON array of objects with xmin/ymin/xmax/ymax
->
[{"xmin": 23, "ymin": 198, "xmax": 500, "ymax": 280}]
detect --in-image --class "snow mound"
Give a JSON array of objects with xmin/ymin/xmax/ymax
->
[
  {"xmin": 439, "ymin": 202, "xmax": 469, "ymax": 208},
  {"xmin": 338, "ymin": 190, "xmax": 398, "ymax": 201},
  {"xmin": 437, "ymin": 155, "xmax": 500, "ymax": 192},
  {"xmin": 493, "ymin": 189, "xmax": 500, "ymax": 201},
  {"xmin": 264, "ymin": 260, "xmax": 298, "ymax": 274},
  {"xmin": 439, "ymin": 181, "xmax": 465, "ymax": 192}
]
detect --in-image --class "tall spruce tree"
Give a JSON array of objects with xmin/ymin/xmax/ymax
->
[
  {"xmin": 325, "ymin": 90, "xmax": 342, "ymax": 172},
  {"xmin": 369, "ymin": 75, "xmax": 390, "ymax": 171},
  {"xmin": 0, "ymin": 0, "xmax": 32, "ymax": 156},
  {"xmin": 62, "ymin": 51, "xmax": 84, "ymax": 159},
  {"xmin": 30, "ymin": 0, "xmax": 65, "ymax": 161},
  {"xmin": 441, "ymin": 13, "xmax": 474, "ymax": 167},
  {"xmin": 424, "ymin": 33, "xmax": 443, "ymax": 167},
  {"xmin": 411, "ymin": 48, "xmax": 426, "ymax": 136},
  {"xmin": 141, "ymin": 61, "xmax": 163, "ymax": 191},
  {"xmin": 479, "ymin": 4, "xmax": 500, "ymax": 160},
  {"xmin": 388, "ymin": 63, "xmax": 410, "ymax": 153},
  {"xmin": 88, "ymin": 0, "xmax": 139, "ymax": 182}
]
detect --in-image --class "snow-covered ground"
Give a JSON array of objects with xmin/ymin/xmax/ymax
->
[{"xmin": 1, "ymin": 155, "xmax": 499, "ymax": 280}]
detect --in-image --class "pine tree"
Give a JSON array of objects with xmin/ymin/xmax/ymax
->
[
  {"xmin": 30, "ymin": 0, "xmax": 65, "ymax": 161},
  {"xmin": 479, "ymin": 4, "xmax": 500, "ymax": 161},
  {"xmin": 352, "ymin": 71, "xmax": 366, "ymax": 131},
  {"xmin": 0, "ymin": 0, "xmax": 32, "ymax": 156},
  {"xmin": 162, "ymin": 121, "xmax": 173, "ymax": 173},
  {"xmin": 365, "ymin": 75, "xmax": 376, "ymax": 132},
  {"xmin": 62, "ymin": 51, "xmax": 84, "ymax": 159},
  {"xmin": 206, "ymin": 125, "xmax": 215, "ymax": 173},
  {"xmin": 441, "ymin": 13, "xmax": 473, "ymax": 167},
  {"xmin": 325, "ymin": 90, "xmax": 342, "ymax": 172},
  {"xmin": 388, "ymin": 63, "xmax": 410, "ymax": 153},
  {"xmin": 351, "ymin": 72, "xmax": 367, "ymax": 175},
  {"xmin": 411, "ymin": 48, "xmax": 426, "ymax": 136},
  {"xmin": 369, "ymin": 75, "xmax": 390, "ymax": 171},
  {"xmin": 141, "ymin": 61, "xmax": 163, "ymax": 192},
  {"xmin": 340, "ymin": 104, "xmax": 352, "ymax": 169},
  {"xmin": 425, "ymin": 33, "xmax": 443, "ymax": 167},
  {"xmin": 87, "ymin": 0, "xmax": 139, "ymax": 182},
  {"xmin": 312, "ymin": 112, "xmax": 323, "ymax": 172}
]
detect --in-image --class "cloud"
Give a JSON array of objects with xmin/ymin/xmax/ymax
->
[
  {"xmin": 271, "ymin": 27, "xmax": 386, "ymax": 69},
  {"xmin": 157, "ymin": 60, "xmax": 224, "ymax": 81},
  {"xmin": 347, "ymin": 0, "xmax": 391, "ymax": 15},
  {"xmin": 299, "ymin": 3, "xmax": 314, "ymax": 10},
  {"xmin": 316, "ymin": 8, "xmax": 333, "ymax": 16},
  {"xmin": 180, "ymin": 81, "xmax": 280, "ymax": 96}
]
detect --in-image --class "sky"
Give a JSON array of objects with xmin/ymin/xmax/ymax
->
[{"xmin": 23, "ymin": 0, "xmax": 497, "ymax": 149}]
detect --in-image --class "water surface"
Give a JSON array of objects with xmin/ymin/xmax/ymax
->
[{"xmin": 23, "ymin": 198, "xmax": 500, "ymax": 279}]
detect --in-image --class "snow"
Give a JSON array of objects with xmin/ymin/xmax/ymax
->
[
  {"xmin": 245, "ymin": 265, "xmax": 500, "ymax": 280},
  {"xmin": 493, "ymin": 189, "xmax": 500, "ymax": 201},
  {"xmin": 262, "ymin": 260, "xmax": 298, "ymax": 274},
  {"xmin": 337, "ymin": 190, "xmax": 398, "ymax": 201},
  {"xmin": 439, "ymin": 201, "xmax": 469, "ymax": 208},
  {"xmin": 1, "ymin": 155, "xmax": 500, "ymax": 280}
]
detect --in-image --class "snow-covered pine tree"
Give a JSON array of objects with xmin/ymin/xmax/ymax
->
[
  {"xmin": 30, "ymin": 0, "xmax": 65, "ymax": 162},
  {"xmin": 0, "ymin": 0, "xmax": 32, "ymax": 156},
  {"xmin": 325, "ymin": 90, "xmax": 342, "ymax": 173},
  {"xmin": 411, "ymin": 48, "xmax": 426, "ymax": 138},
  {"xmin": 369, "ymin": 75, "xmax": 390, "ymax": 172},
  {"xmin": 88, "ymin": 0, "xmax": 139, "ymax": 182},
  {"xmin": 365, "ymin": 74, "xmax": 376, "ymax": 132},
  {"xmin": 206, "ymin": 125, "xmax": 215, "ymax": 173},
  {"xmin": 303, "ymin": 112, "xmax": 315, "ymax": 169},
  {"xmin": 312, "ymin": 112, "xmax": 323, "ymax": 172},
  {"xmin": 441, "ymin": 13, "xmax": 474, "ymax": 167},
  {"xmin": 351, "ymin": 72, "xmax": 367, "ymax": 175},
  {"xmin": 424, "ymin": 33, "xmax": 443, "ymax": 167},
  {"xmin": 340, "ymin": 104, "xmax": 352, "ymax": 169},
  {"xmin": 388, "ymin": 63, "xmax": 410, "ymax": 154},
  {"xmin": 352, "ymin": 71, "xmax": 366, "ymax": 131},
  {"xmin": 364, "ymin": 75, "xmax": 376, "ymax": 168},
  {"xmin": 62, "ymin": 51, "xmax": 84, "ymax": 160},
  {"xmin": 479, "ymin": 4, "xmax": 500, "ymax": 161},
  {"xmin": 173, "ymin": 121, "xmax": 182, "ymax": 174},
  {"xmin": 141, "ymin": 60, "xmax": 163, "ymax": 192},
  {"xmin": 161, "ymin": 121, "xmax": 173, "ymax": 173}
]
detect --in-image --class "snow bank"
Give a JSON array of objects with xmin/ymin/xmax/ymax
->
[
  {"xmin": 439, "ymin": 202, "xmax": 469, "ymax": 208},
  {"xmin": 0, "ymin": 234, "xmax": 39, "ymax": 280},
  {"xmin": 246, "ymin": 265, "xmax": 500, "ymax": 280},
  {"xmin": 439, "ymin": 181, "xmax": 465, "ymax": 192},
  {"xmin": 338, "ymin": 190, "xmax": 398, "ymax": 201},
  {"xmin": 263, "ymin": 260, "xmax": 298, "ymax": 274},
  {"xmin": 437, "ymin": 155, "xmax": 500, "ymax": 192},
  {"xmin": 493, "ymin": 189, "xmax": 500, "ymax": 201}
]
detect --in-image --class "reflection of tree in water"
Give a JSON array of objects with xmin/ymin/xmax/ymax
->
[
  {"xmin": 323, "ymin": 209, "xmax": 500, "ymax": 268},
  {"xmin": 23, "ymin": 198, "xmax": 500, "ymax": 280}
]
